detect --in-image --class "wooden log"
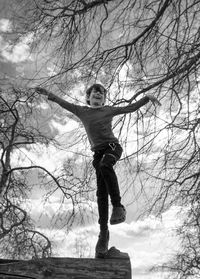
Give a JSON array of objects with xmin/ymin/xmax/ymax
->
[{"xmin": 0, "ymin": 248, "xmax": 132, "ymax": 279}]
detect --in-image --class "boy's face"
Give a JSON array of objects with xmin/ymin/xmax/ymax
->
[{"xmin": 89, "ymin": 88, "xmax": 105, "ymax": 107}]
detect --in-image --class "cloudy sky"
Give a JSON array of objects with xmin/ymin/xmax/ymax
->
[
  {"xmin": 25, "ymin": 194, "xmax": 182, "ymax": 279},
  {"xmin": 0, "ymin": 7, "xmax": 184, "ymax": 279}
]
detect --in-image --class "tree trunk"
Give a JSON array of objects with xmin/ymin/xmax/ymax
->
[{"xmin": 0, "ymin": 253, "xmax": 132, "ymax": 279}]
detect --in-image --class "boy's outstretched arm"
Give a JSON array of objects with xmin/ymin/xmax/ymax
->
[
  {"xmin": 112, "ymin": 95, "xmax": 161, "ymax": 116},
  {"xmin": 35, "ymin": 87, "xmax": 79, "ymax": 115}
]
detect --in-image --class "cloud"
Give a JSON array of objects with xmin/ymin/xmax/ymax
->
[
  {"xmin": 11, "ymin": 143, "xmax": 74, "ymax": 173},
  {"xmin": 0, "ymin": 19, "xmax": 30, "ymax": 75},
  {"xmin": 28, "ymin": 202, "xmax": 181, "ymax": 260},
  {"xmin": 1, "ymin": 40, "xmax": 31, "ymax": 63},
  {"xmin": 123, "ymin": 216, "xmax": 162, "ymax": 238},
  {"xmin": 27, "ymin": 205, "xmax": 181, "ymax": 279},
  {"xmin": 36, "ymin": 225, "xmax": 98, "ymax": 258},
  {"xmin": 51, "ymin": 118, "xmax": 79, "ymax": 136},
  {"xmin": 0, "ymin": 18, "xmax": 12, "ymax": 32},
  {"xmin": 108, "ymin": 206, "xmax": 182, "ymax": 273},
  {"xmin": 25, "ymin": 196, "xmax": 98, "ymax": 231},
  {"xmin": 18, "ymin": 192, "xmax": 182, "ymax": 278},
  {"xmin": 0, "ymin": 28, "xmax": 33, "ymax": 63}
]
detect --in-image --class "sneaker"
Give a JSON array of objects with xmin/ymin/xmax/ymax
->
[
  {"xmin": 95, "ymin": 230, "xmax": 109, "ymax": 258},
  {"xmin": 106, "ymin": 246, "xmax": 129, "ymax": 259},
  {"xmin": 110, "ymin": 205, "xmax": 126, "ymax": 225}
]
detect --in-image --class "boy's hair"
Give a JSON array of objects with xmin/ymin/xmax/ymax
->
[{"xmin": 86, "ymin": 83, "xmax": 107, "ymax": 105}]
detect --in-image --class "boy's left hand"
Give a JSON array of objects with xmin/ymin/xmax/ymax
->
[{"xmin": 146, "ymin": 94, "xmax": 161, "ymax": 106}]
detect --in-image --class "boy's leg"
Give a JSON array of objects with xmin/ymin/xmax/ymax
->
[
  {"xmin": 96, "ymin": 169, "xmax": 109, "ymax": 231},
  {"xmin": 95, "ymin": 229, "xmax": 109, "ymax": 258},
  {"xmin": 93, "ymin": 151, "xmax": 109, "ymax": 257},
  {"xmin": 93, "ymin": 151, "xmax": 109, "ymax": 231},
  {"xmin": 98, "ymin": 143, "xmax": 126, "ymax": 225},
  {"xmin": 99, "ymin": 143, "xmax": 123, "ymax": 207}
]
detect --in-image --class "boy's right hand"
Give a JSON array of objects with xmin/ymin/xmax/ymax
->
[{"xmin": 35, "ymin": 87, "xmax": 49, "ymax": 96}]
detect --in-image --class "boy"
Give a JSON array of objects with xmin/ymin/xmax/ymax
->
[{"xmin": 35, "ymin": 84, "xmax": 161, "ymax": 258}]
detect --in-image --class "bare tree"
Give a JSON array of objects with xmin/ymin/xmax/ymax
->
[
  {"xmin": 10, "ymin": 0, "xmax": 200, "ymax": 89},
  {"xmin": 0, "ymin": 83, "xmax": 95, "ymax": 259},
  {"xmin": 0, "ymin": 84, "xmax": 52, "ymax": 258},
  {"xmin": 1, "ymin": 0, "xmax": 200, "ymax": 275}
]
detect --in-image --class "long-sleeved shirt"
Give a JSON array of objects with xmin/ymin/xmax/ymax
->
[{"xmin": 48, "ymin": 93, "xmax": 150, "ymax": 151}]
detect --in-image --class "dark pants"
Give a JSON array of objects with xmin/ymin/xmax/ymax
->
[{"xmin": 92, "ymin": 143, "xmax": 123, "ymax": 231}]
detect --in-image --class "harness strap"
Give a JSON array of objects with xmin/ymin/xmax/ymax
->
[{"xmin": 109, "ymin": 143, "xmax": 116, "ymax": 151}]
